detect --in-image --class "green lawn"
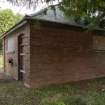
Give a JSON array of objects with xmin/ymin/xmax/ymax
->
[{"xmin": 0, "ymin": 78, "xmax": 105, "ymax": 105}]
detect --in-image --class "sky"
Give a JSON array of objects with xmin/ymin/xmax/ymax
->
[
  {"xmin": 0, "ymin": 0, "xmax": 43, "ymax": 15},
  {"xmin": 0, "ymin": 0, "xmax": 60, "ymax": 15}
]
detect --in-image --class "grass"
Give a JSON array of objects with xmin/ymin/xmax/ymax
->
[{"xmin": 0, "ymin": 78, "xmax": 105, "ymax": 105}]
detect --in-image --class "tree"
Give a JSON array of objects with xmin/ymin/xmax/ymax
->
[
  {"xmin": 0, "ymin": 9, "xmax": 22, "ymax": 50},
  {"xmin": 7, "ymin": 0, "xmax": 105, "ymax": 28},
  {"xmin": 0, "ymin": 9, "xmax": 22, "ymax": 35},
  {"xmin": 60, "ymin": 0, "xmax": 105, "ymax": 28}
]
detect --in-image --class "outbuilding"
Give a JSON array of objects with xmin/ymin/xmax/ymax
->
[{"xmin": 2, "ymin": 8, "xmax": 105, "ymax": 88}]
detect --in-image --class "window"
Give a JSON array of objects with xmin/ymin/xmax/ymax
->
[
  {"xmin": 6, "ymin": 35, "xmax": 15, "ymax": 53},
  {"xmin": 93, "ymin": 35, "xmax": 105, "ymax": 51}
]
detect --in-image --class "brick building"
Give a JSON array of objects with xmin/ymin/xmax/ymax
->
[{"xmin": 2, "ymin": 8, "xmax": 105, "ymax": 88}]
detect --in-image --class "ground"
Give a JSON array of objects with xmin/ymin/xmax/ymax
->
[{"xmin": 0, "ymin": 78, "xmax": 105, "ymax": 105}]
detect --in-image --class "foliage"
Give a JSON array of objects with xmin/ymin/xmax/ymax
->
[
  {"xmin": 59, "ymin": 0, "xmax": 105, "ymax": 28},
  {"xmin": 8, "ymin": 0, "xmax": 105, "ymax": 28},
  {"xmin": 0, "ymin": 9, "xmax": 22, "ymax": 50},
  {"xmin": 7, "ymin": 0, "xmax": 54, "ymax": 7},
  {"xmin": 0, "ymin": 9, "xmax": 22, "ymax": 35}
]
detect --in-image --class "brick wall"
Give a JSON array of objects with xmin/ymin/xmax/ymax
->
[
  {"xmin": 4, "ymin": 23, "xmax": 30, "ymax": 86},
  {"xmin": 4, "ymin": 35, "xmax": 18, "ymax": 79},
  {"xmin": 4, "ymin": 20, "xmax": 105, "ymax": 88},
  {"xmin": 30, "ymin": 21, "xmax": 105, "ymax": 88}
]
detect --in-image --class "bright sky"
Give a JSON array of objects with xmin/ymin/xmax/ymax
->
[
  {"xmin": 0, "ymin": 0, "xmax": 43, "ymax": 15},
  {"xmin": 0, "ymin": 0, "xmax": 60, "ymax": 15}
]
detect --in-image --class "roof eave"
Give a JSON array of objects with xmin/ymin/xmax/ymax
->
[
  {"xmin": 1, "ymin": 16, "xmax": 105, "ymax": 40},
  {"xmin": 0, "ymin": 17, "xmax": 28, "ymax": 39}
]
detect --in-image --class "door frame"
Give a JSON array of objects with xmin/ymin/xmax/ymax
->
[{"xmin": 18, "ymin": 34, "xmax": 24, "ymax": 81}]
